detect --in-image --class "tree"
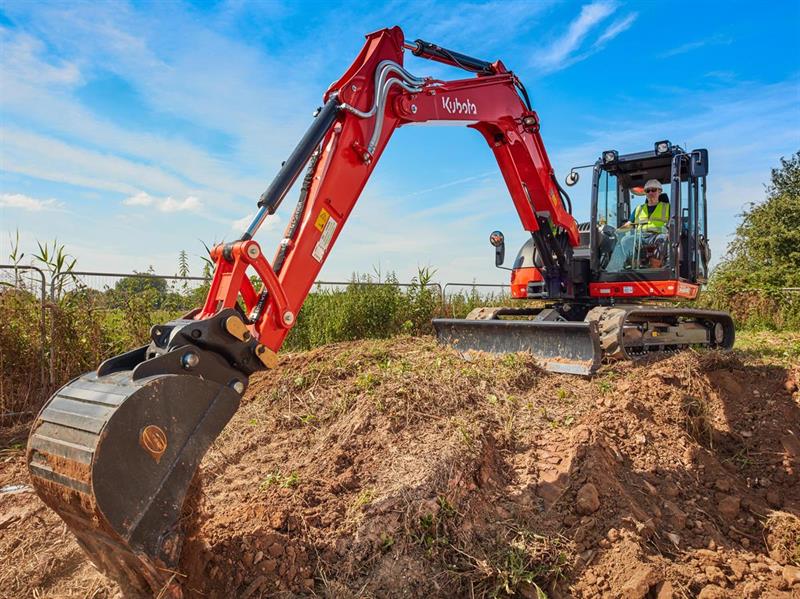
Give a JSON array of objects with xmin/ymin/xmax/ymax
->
[
  {"xmin": 712, "ymin": 151, "xmax": 800, "ymax": 289},
  {"xmin": 112, "ymin": 266, "xmax": 168, "ymax": 308}
]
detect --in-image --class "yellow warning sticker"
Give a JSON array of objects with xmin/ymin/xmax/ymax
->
[{"xmin": 314, "ymin": 208, "xmax": 331, "ymax": 232}]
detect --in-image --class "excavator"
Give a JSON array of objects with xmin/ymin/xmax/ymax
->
[{"xmin": 26, "ymin": 26, "xmax": 734, "ymax": 596}]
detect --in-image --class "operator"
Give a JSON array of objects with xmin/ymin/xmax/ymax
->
[{"xmin": 616, "ymin": 179, "xmax": 670, "ymax": 268}]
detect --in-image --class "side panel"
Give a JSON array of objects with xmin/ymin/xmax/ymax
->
[{"xmin": 511, "ymin": 266, "xmax": 542, "ymax": 298}]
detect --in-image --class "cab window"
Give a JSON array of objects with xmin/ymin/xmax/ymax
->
[{"xmin": 597, "ymin": 169, "xmax": 618, "ymax": 227}]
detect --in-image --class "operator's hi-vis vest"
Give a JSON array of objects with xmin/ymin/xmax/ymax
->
[{"xmin": 633, "ymin": 202, "xmax": 669, "ymax": 232}]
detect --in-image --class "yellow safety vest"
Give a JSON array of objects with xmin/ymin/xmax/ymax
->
[{"xmin": 633, "ymin": 202, "xmax": 669, "ymax": 232}]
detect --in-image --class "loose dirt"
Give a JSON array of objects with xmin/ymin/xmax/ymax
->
[{"xmin": 1, "ymin": 336, "xmax": 799, "ymax": 598}]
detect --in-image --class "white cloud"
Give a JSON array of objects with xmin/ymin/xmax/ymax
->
[
  {"xmin": 595, "ymin": 13, "xmax": 638, "ymax": 46},
  {"xmin": 0, "ymin": 193, "xmax": 63, "ymax": 211},
  {"xmin": 122, "ymin": 192, "xmax": 154, "ymax": 206},
  {"xmin": 0, "ymin": 27, "xmax": 82, "ymax": 86},
  {"xmin": 532, "ymin": 1, "xmax": 616, "ymax": 71},
  {"xmin": 231, "ymin": 212, "xmax": 281, "ymax": 233},
  {"xmin": 659, "ymin": 35, "xmax": 731, "ymax": 58},
  {"xmin": 123, "ymin": 192, "xmax": 203, "ymax": 213}
]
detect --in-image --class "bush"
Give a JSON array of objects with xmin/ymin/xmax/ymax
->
[
  {"xmin": 284, "ymin": 271, "xmax": 443, "ymax": 350},
  {"xmin": 703, "ymin": 151, "xmax": 800, "ymax": 329}
]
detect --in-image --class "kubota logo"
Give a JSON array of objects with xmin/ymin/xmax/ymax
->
[{"xmin": 442, "ymin": 96, "xmax": 478, "ymax": 115}]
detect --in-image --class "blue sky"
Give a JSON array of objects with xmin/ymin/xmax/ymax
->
[{"xmin": 1, "ymin": 0, "xmax": 798, "ymax": 286}]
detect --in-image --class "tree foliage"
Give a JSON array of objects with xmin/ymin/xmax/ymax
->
[
  {"xmin": 713, "ymin": 151, "xmax": 800, "ymax": 289},
  {"xmin": 703, "ymin": 151, "xmax": 800, "ymax": 329}
]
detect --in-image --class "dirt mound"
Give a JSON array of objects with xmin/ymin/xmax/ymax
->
[{"xmin": 1, "ymin": 336, "xmax": 799, "ymax": 598}]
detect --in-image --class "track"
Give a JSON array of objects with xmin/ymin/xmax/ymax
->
[{"xmin": 586, "ymin": 305, "xmax": 736, "ymax": 361}]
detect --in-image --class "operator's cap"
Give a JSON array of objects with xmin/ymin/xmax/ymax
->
[{"xmin": 644, "ymin": 179, "xmax": 663, "ymax": 190}]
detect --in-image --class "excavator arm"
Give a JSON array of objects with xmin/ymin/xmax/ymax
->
[
  {"xmin": 27, "ymin": 26, "xmax": 583, "ymax": 596},
  {"xmin": 204, "ymin": 26, "xmax": 579, "ymax": 354}
]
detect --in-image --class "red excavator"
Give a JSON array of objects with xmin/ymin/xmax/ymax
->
[{"xmin": 27, "ymin": 26, "xmax": 733, "ymax": 596}]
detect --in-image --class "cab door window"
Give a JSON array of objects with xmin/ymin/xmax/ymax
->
[{"xmin": 597, "ymin": 169, "xmax": 618, "ymax": 227}]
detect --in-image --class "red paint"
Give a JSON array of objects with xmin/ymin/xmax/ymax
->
[
  {"xmin": 200, "ymin": 26, "xmax": 578, "ymax": 352},
  {"xmin": 511, "ymin": 267, "xmax": 542, "ymax": 298}
]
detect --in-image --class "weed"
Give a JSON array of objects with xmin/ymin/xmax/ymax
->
[
  {"xmin": 437, "ymin": 496, "xmax": 456, "ymax": 518},
  {"xmin": 355, "ymin": 371, "xmax": 379, "ymax": 392},
  {"xmin": 764, "ymin": 511, "xmax": 800, "ymax": 566},
  {"xmin": 329, "ymin": 394, "xmax": 355, "ymax": 418},
  {"xmin": 556, "ymin": 388, "xmax": 570, "ymax": 401},
  {"xmin": 247, "ymin": 418, "xmax": 259, "ymax": 426},
  {"xmin": 501, "ymin": 354, "xmax": 522, "ymax": 368},
  {"xmin": 452, "ymin": 418, "xmax": 475, "ymax": 448},
  {"xmin": 414, "ymin": 498, "xmax": 457, "ymax": 552},
  {"xmin": 282, "ymin": 471, "xmax": 300, "ymax": 488},
  {"xmin": 353, "ymin": 488, "xmax": 375, "ymax": 510},
  {"xmin": 299, "ymin": 412, "xmax": 317, "ymax": 426},
  {"xmin": 682, "ymin": 395, "xmax": 713, "ymax": 447},
  {"xmin": 380, "ymin": 534, "xmax": 395, "ymax": 552},
  {"xmin": 487, "ymin": 533, "xmax": 569, "ymax": 599},
  {"xmin": 596, "ymin": 379, "xmax": 614, "ymax": 394},
  {"xmin": 724, "ymin": 447, "xmax": 754, "ymax": 470},
  {"xmin": 259, "ymin": 470, "xmax": 300, "ymax": 490}
]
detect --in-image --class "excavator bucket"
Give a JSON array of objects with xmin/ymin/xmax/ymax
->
[
  {"xmin": 26, "ymin": 310, "xmax": 260, "ymax": 595},
  {"xmin": 27, "ymin": 366, "xmax": 239, "ymax": 595},
  {"xmin": 432, "ymin": 314, "xmax": 602, "ymax": 375}
]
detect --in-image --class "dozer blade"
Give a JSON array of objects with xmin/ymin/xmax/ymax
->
[
  {"xmin": 433, "ymin": 317, "xmax": 602, "ymax": 375},
  {"xmin": 27, "ymin": 368, "xmax": 239, "ymax": 596}
]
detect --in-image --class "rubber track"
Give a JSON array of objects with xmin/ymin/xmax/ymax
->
[{"xmin": 585, "ymin": 305, "xmax": 735, "ymax": 362}]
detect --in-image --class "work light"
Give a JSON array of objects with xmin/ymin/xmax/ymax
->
[
  {"xmin": 655, "ymin": 140, "xmax": 672, "ymax": 155},
  {"xmin": 602, "ymin": 150, "xmax": 618, "ymax": 164}
]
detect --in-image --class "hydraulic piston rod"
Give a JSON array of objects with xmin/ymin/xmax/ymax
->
[{"xmin": 403, "ymin": 38, "xmax": 496, "ymax": 75}]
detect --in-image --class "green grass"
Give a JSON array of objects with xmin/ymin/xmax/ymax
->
[
  {"xmin": 259, "ymin": 470, "xmax": 300, "ymax": 490},
  {"xmin": 733, "ymin": 330, "xmax": 800, "ymax": 365}
]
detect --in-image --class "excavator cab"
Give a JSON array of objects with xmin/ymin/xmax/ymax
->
[{"xmin": 589, "ymin": 141, "xmax": 711, "ymax": 287}]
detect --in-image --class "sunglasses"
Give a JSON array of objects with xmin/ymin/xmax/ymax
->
[{"xmin": 645, "ymin": 188, "xmax": 660, "ymax": 193}]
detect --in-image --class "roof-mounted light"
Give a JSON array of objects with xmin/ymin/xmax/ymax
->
[
  {"xmin": 602, "ymin": 150, "xmax": 618, "ymax": 165},
  {"xmin": 655, "ymin": 140, "xmax": 672, "ymax": 156}
]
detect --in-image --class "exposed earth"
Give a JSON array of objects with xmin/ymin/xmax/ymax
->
[{"xmin": 1, "ymin": 333, "xmax": 799, "ymax": 598}]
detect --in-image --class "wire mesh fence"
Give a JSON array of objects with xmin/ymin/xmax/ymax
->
[
  {"xmin": 47, "ymin": 271, "xmax": 212, "ymax": 388},
  {"xmin": 0, "ymin": 268, "xmax": 474, "ymax": 420}
]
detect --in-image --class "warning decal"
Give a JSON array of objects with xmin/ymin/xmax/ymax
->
[
  {"xmin": 312, "ymin": 216, "xmax": 337, "ymax": 262},
  {"xmin": 314, "ymin": 208, "xmax": 331, "ymax": 232}
]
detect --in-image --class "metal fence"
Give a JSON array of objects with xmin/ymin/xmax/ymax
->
[
  {"xmin": 0, "ymin": 268, "xmax": 487, "ymax": 420},
  {"xmin": 314, "ymin": 280, "xmax": 443, "ymax": 303}
]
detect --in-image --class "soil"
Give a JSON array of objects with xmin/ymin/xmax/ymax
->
[{"xmin": 1, "ymin": 336, "xmax": 799, "ymax": 598}]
